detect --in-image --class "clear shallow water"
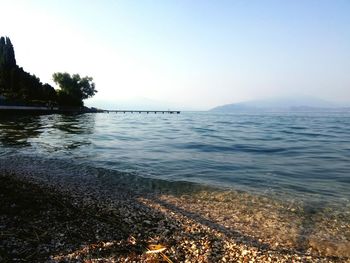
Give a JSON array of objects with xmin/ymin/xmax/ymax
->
[{"xmin": 0, "ymin": 111, "xmax": 350, "ymax": 205}]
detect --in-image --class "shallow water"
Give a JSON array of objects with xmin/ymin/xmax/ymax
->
[
  {"xmin": 0, "ymin": 111, "xmax": 350, "ymax": 207},
  {"xmin": 1, "ymin": 111, "xmax": 350, "ymax": 257}
]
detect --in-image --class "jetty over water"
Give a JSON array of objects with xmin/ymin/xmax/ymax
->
[
  {"xmin": 0, "ymin": 105, "xmax": 180, "ymax": 115},
  {"xmin": 104, "ymin": 110, "xmax": 180, "ymax": 114}
]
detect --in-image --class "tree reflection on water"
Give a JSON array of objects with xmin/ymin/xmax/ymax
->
[
  {"xmin": 0, "ymin": 114, "xmax": 42, "ymax": 147},
  {"xmin": 0, "ymin": 113, "xmax": 96, "ymax": 150}
]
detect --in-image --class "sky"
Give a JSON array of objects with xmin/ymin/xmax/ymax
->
[{"xmin": 1, "ymin": 0, "xmax": 349, "ymax": 110}]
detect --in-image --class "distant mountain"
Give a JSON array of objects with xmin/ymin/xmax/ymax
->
[{"xmin": 211, "ymin": 97, "xmax": 348, "ymax": 112}]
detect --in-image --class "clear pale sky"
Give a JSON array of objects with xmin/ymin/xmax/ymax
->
[{"xmin": 1, "ymin": 0, "xmax": 349, "ymax": 110}]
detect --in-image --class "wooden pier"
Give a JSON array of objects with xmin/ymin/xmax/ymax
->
[
  {"xmin": 104, "ymin": 110, "xmax": 180, "ymax": 114},
  {"xmin": 0, "ymin": 105, "xmax": 180, "ymax": 115}
]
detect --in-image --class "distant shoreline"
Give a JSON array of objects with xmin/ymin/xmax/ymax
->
[
  {"xmin": 0, "ymin": 106, "xmax": 181, "ymax": 115},
  {"xmin": 0, "ymin": 105, "xmax": 102, "ymax": 114}
]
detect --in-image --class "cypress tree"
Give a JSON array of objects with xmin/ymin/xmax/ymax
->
[
  {"xmin": 0, "ymin": 37, "xmax": 16, "ymax": 69},
  {"xmin": 3, "ymin": 37, "xmax": 16, "ymax": 68},
  {"xmin": 0, "ymin": 37, "xmax": 5, "ymax": 68},
  {"xmin": 0, "ymin": 36, "xmax": 57, "ymax": 103}
]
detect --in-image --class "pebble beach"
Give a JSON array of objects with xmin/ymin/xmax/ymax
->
[
  {"xmin": 1, "ymin": 161, "xmax": 349, "ymax": 262},
  {"xmin": 2, "ymin": 0, "xmax": 350, "ymax": 261}
]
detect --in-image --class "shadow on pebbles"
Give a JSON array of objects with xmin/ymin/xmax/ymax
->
[{"xmin": 0, "ymin": 171, "xmax": 349, "ymax": 262}]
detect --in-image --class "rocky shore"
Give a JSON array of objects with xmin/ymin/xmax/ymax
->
[{"xmin": 0, "ymin": 168, "xmax": 349, "ymax": 262}]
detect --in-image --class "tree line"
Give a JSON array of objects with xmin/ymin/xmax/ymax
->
[{"xmin": 0, "ymin": 36, "xmax": 97, "ymax": 107}]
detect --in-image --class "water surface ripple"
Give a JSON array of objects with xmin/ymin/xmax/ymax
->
[{"xmin": 0, "ymin": 111, "xmax": 349, "ymax": 206}]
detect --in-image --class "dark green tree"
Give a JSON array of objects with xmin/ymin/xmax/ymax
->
[
  {"xmin": 0, "ymin": 36, "xmax": 16, "ymax": 69},
  {"xmin": 0, "ymin": 37, "xmax": 5, "ymax": 68},
  {"xmin": 53, "ymin": 72, "xmax": 97, "ymax": 106},
  {"xmin": 0, "ymin": 36, "xmax": 57, "ymax": 104}
]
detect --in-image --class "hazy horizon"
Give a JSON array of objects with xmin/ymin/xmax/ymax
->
[
  {"xmin": 84, "ymin": 95, "xmax": 350, "ymax": 111},
  {"xmin": 1, "ymin": 0, "xmax": 350, "ymax": 110}
]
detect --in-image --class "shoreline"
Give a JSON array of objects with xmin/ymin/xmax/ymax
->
[
  {"xmin": 1, "ymin": 165, "xmax": 349, "ymax": 262},
  {"xmin": 0, "ymin": 106, "xmax": 102, "ymax": 115}
]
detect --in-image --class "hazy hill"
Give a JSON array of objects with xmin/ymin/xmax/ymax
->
[{"xmin": 211, "ymin": 97, "xmax": 348, "ymax": 112}]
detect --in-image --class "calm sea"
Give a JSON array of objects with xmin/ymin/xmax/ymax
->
[{"xmin": 0, "ymin": 111, "xmax": 350, "ymax": 206}]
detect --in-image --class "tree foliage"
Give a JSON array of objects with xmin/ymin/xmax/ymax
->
[
  {"xmin": 0, "ymin": 36, "xmax": 56, "ymax": 103},
  {"xmin": 0, "ymin": 36, "xmax": 16, "ymax": 69},
  {"xmin": 53, "ymin": 73, "xmax": 97, "ymax": 107},
  {"xmin": 0, "ymin": 36, "xmax": 97, "ymax": 108}
]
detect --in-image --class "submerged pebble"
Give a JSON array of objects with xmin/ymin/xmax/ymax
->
[{"xmin": 0, "ymin": 162, "xmax": 349, "ymax": 262}]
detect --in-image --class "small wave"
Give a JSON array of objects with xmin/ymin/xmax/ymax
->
[
  {"xmin": 177, "ymin": 142, "xmax": 288, "ymax": 154},
  {"xmin": 1, "ymin": 111, "xmax": 350, "ymax": 207}
]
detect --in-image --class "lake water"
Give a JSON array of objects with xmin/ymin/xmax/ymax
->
[{"xmin": 0, "ymin": 111, "xmax": 350, "ymax": 207}]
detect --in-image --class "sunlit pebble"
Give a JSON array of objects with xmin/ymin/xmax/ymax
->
[{"xmin": 3, "ymin": 170, "xmax": 348, "ymax": 262}]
